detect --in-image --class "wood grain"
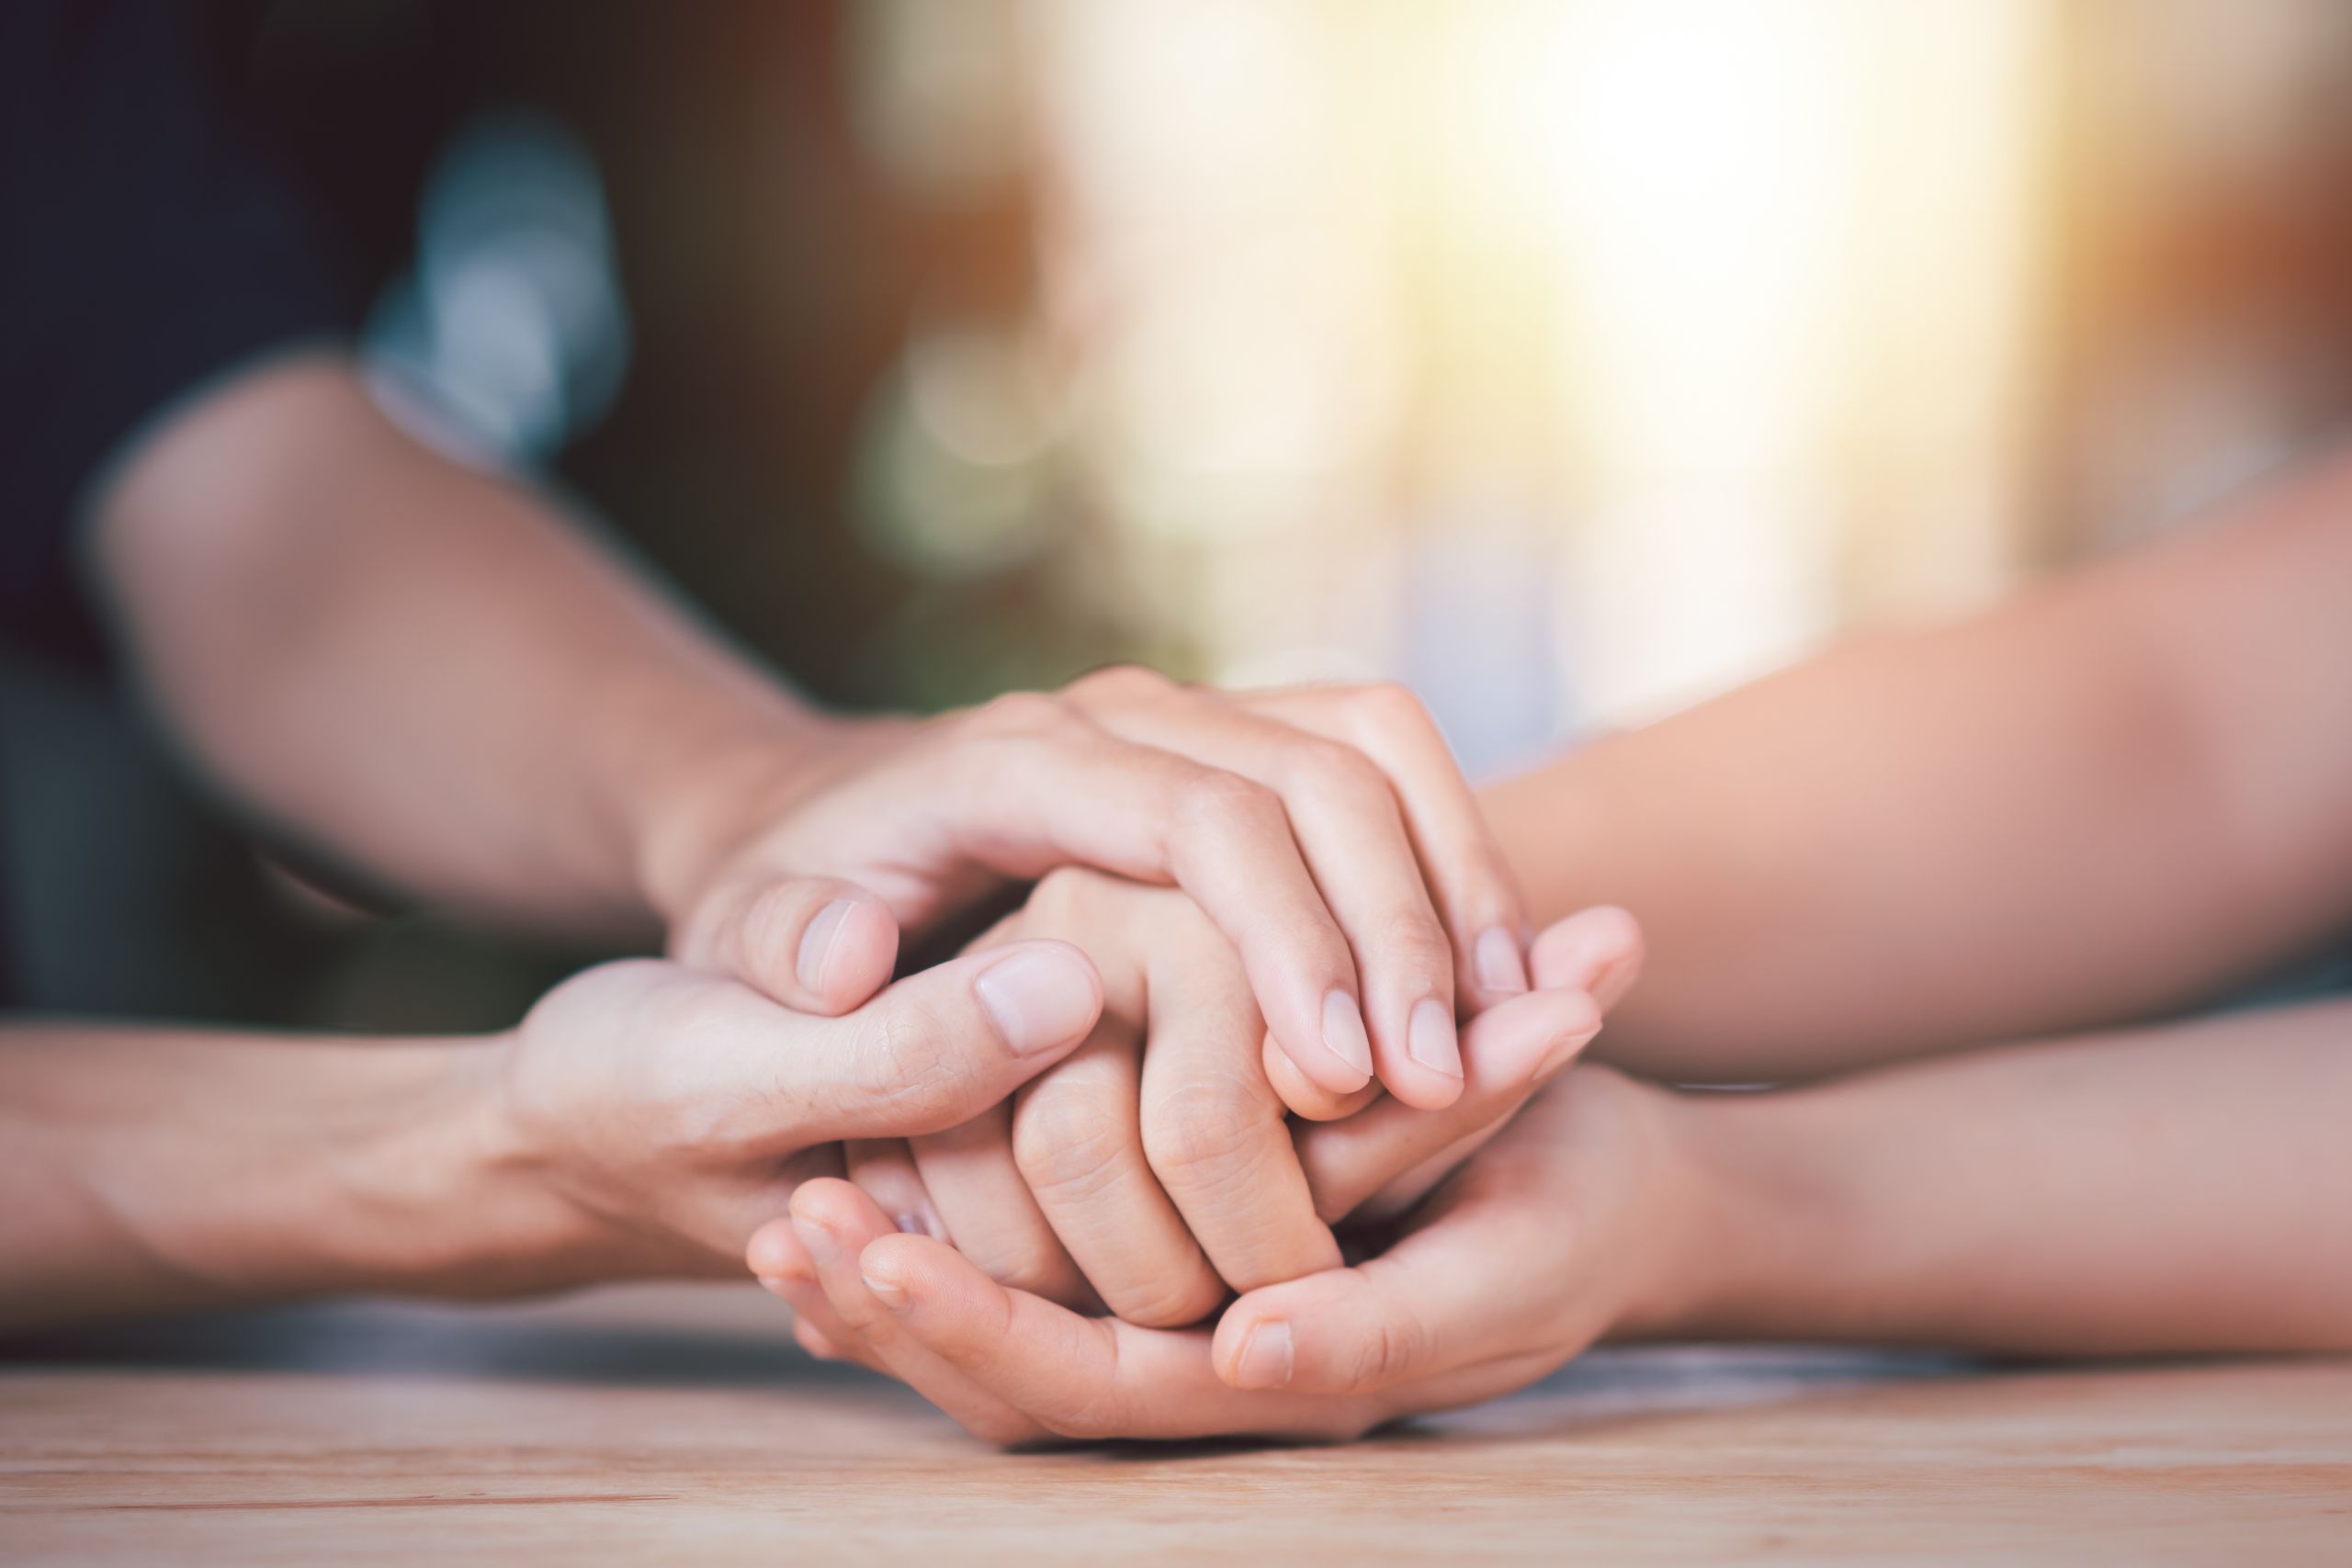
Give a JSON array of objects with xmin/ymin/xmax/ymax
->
[{"xmin": 2, "ymin": 1285, "xmax": 2346, "ymax": 1564}]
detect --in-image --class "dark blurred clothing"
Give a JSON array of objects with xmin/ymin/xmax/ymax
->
[
  {"xmin": 0, "ymin": 1, "xmax": 359, "ymax": 1009},
  {"xmin": 0, "ymin": 0, "xmax": 354, "ymax": 671}
]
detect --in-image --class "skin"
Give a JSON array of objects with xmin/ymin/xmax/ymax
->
[
  {"xmin": 0, "ymin": 898, "xmax": 1631, "ymax": 1335},
  {"xmin": 750, "ymin": 873, "xmax": 1641, "ymax": 1332},
  {"xmin": 91, "ymin": 351, "xmax": 1539, "ymax": 1111},
  {"xmin": 1484, "ymin": 442, "xmax": 2352, "ymax": 1081},
  {"xmin": 7, "ymin": 344, "xmax": 1604, "ymax": 1336},
  {"xmin": 769, "ymin": 443, "xmax": 2352, "ymax": 1440},
  {"xmin": 0, "ymin": 940, "xmax": 1108, "ymax": 1331},
  {"xmin": 786, "ymin": 998, "xmax": 2352, "ymax": 1445}
]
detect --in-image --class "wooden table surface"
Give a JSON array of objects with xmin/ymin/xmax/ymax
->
[{"xmin": 2, "ymin": 1284, "xmax": 2346, "ymax": 1564}]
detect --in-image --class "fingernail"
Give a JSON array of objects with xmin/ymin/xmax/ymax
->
[
  {"xmin": 1233, "ymin": 1320, "xmax": 1294, "ymax": 1390},
  {"xmin": 863, "ymin": 1268, "xmax": 910, "ymax": 1311},
  {"xmin": 1539, "ymin": 1021, "xmax": 1599, "ymax": 1079},
  {"xmin": 756, "ymin": 1275, "xmax": 792, "ymax": 1295},
  {"xmin": 1321, "ymin": 990, "xmax": 1374, "ymax": 1079},
  {"xmin": 797, "ymin": 898, "xmax": 856, "ymax": 992},
  {"xmin": 975, "ymin": 945, "xmax": 1099, "ymax": 1056},
  {"xmin": 792, "ymin": 1215, "xmax": 842, "ymax": 1269},
  {"xmin": 893, "ymin": 1210, "xmax": 944, "ymax": 1242},
  {"xmin": 1407, "ymin": 997, "xmax": 1463, "ymax": 1077},
  {"xmin": 1476, "ymin": 926, "xmax": 1529, "ymax": 995}
]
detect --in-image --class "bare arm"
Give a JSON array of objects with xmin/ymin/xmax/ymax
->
[
  {"xmin": 1668, "ymin": 997, "xmax": 2352, "ymax": 1355},
  {"xmin": 0, "ymin": 933, "xmax": 1105, "ymax": 1335},
  {"xmin": 791, "ymin": 998, "xmax": 2352, "ymax": 1446},
  {"xmin": 90, "ymin": 353, "xmax": 829, "ymax": 940},
  {"xmin": 0, "ymin": 1021, "xmax": 556, "ymax": 1331},
  {"xmin": 84, "ymin": 353, "xmax": 1537, "ymax": 1104},
  {"xmin": 1484, "ymin": 446, "xmax": 2352, "ymax": 1079}
]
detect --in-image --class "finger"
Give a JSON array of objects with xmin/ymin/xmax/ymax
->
[
  {"xmin": 922, "ymin": 695, "xmax": 1377, "ymax": 1099},
  {"xmin": 1263, "ymin": 1031, "xmax": 1383, "ymax": 1122},
  {"xmin": 1068, "ymin": 671, "xmax": 1463, "ymax": 1110},
  {"xmin": 844, "ymin": 1139, "xmax": 949, "ymax": 1243},
  {"xmin": 753, "ymin": 939, "xmax": 1103, "ymax": 1145},
  {"xmin": 1010, "ymin": 1029, "xmax": 1227, "ymax": 1328},
  {"xmin": 1246, "ymin": 682, "xmax": 1533, "ymax": 1011},
  {"xmin": 1296, "ymin": 986, "xmax": 1600, "ymax": 1224},
  {"xmin": 1306, "ymin": 908, "xmax": 1639, "ymax": 1222},
  {"xmin": 673, "ymin": 874, "xmax": 899, "ymax": 1015},
  {"xmin": 1213, "ymin": 1177, "xmax": 1552, "ymax": 1395},
  {"xmin": 859, "ymin": 1232, "xmax": 1379, "ymax": 1443},
  {"xmin": 747, "ymin": 1216, "xmax": 891, "ymax": 1374},
  {"xmin": 789, "ymin": 1179, "xmax": 1047, "ymax": 1445},
  {"xmin": 1531, "ymin": 905, "xmax": 1645, "ymax": 1010},
  {"xmin": 908, "ymin": 1105, "xmax": 1094, "ymax": 1310},
  {"xmin": 1138, "ymin": 954, "xmax": 1344, "ymax": 1294}
]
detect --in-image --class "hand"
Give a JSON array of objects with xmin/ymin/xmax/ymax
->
[
  {"xmin": 486, "ymin": 937, "xmax": 1105, "ymax": 1279},
  {"xmin": 767, "ymin": 1065, "xmax": 1710, "ymax": 1444},
  {"xmin": 744, "ymin": 877, "xmax": 1642, "ymax": 1342},
  {"xmin": 650, "ymin": 669, "xmax": 1536, "ymax": 1111}
]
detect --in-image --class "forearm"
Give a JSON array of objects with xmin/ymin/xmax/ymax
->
[
  {"xmin": 1655, "ymin": 999, "xmax": 2352, "ymax": 1356},
  {"xmin": 0, "ymin": 1021, "xmax": 583, "ymax": 1333},
  {"xmin": 90, "ymin": 354, "xmax": 845, "ymax": 938},
  {"xmin": 1485, "ymin": 447, "xmax": 2352, "ymax": 1078}
]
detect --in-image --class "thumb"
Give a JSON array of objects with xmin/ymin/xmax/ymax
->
[
  {"xmin": 775, "ymin": 939, "xmax": 1105, "ymax": 1142},
  {"xmin": 1213, "ymin": 1182, "xmax": 1537, "ymax": 1396},
  {"xmin": 673, "ymin": 872, "xmax": 901, "ymax": 1015}
]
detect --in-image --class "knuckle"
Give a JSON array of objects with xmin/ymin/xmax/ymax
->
[
  {"xmin": 1110, "ymin": 1268, "xmax": 1224, "ymax": 1330},
  {"xmin": 968, "ymin": 689, "xmax": 1072, "ymax": 739},
  {"xmin": 1041, "ymin": 1398, "xmax": 1120, "ymax": 1443},
  {"xmin": 1372, "ymin": 905, "xmax": 1455, "ymax": 979},
  {"xmin": 1141, "ymin": 1079, "xmax": 1278, "ymax": 1196},
  {"xmin": 846, "ymin": 1001, "xmax": 971, "ymax": 1130},
  {"xmin": 1174, "ymin": 770, "xmax": 1283, "ymax": 841},
  {"xmin": 1011, "ymin": 1081, "xmax": 1136, "ymax": 1201},
  {"xmin": 1346, "ymin": 1309, "xmax": 1430, "ymax": 1392},
  {"xmin": 1067, "ymin": 662, "xmax": 1173, "ymax": 707},
  {"xmin": 1350, "ymin": 680, "xmax": 1434, "ymax": 737},
  {"xmin": 1273, "ymin": 737, "xmax": 1390, "ymax": 812}
]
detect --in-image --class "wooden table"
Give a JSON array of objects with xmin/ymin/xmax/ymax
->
[{"xmin": 4, "ymin": 1285, "xmax": 2346, "ymax": 1563}]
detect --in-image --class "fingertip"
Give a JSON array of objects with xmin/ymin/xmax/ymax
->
[
  {"xmin": 1530, "ymin": 906, "xmax": 1645, "ymax": 1001},
  {"xmin": 1265, "ymin": 1032, "xmax": 1380, "ymax": 1120},
  {"xmin": 1380, "ymin": 1064, "xmax": 1465, "ymax": 1111},
  {"xmin": 972, "ymin": 939, "xmax": 1104, "ymax": 1060},
  {"xmin": 787, "ymin": 1175, "xmax": 869, "ymax": 1235},
  {"xmin": 1278, "ymin": 989, "xmax": 1374, "ymax": 1097},
  {"xmin": 1461, "ymin": 985, "xmax": 1602, "ymax": 1089},
  {"xmin": 746, "ymin": 1217, "xmax": 813, "ymax": 1283},
  {"xmin": 813, "ymin": 896, "xmax": 900, "ymax": 1012}
]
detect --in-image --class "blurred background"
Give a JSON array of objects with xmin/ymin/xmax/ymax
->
[{"xmin": 7, "ymin": 0, "xmax": 2352, "ymax": 1030}]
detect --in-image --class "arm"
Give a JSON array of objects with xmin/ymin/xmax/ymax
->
[
  {"xmin": 91, "ymin": 353, "xmax": 824, "ymax": 940},
  {"xmin": 0, "ymin": 1022, "xmax": 562, "ymax": 1331},
  {"xmin": 1670, "ymin": 996, "xmax": 2352, "ymax": 1356},
  {"xmin": 790, "ymin": 998, "xmax": 2352, "ymax": 1443},
  {"xmin": 89, "ymin": 355, "xmax": 1530, "ymax": 1103},
  {"xmin": 0, "ymin": 933, "xmax": 1105, "ymax": 1335},
  {"xmin": 1482, "ymin": 446, "xmax": 2352, "ymax": 1079}
]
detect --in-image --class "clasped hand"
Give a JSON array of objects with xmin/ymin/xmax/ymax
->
[{"xmin": 489, "ymin": 671, "xmax": 1647, "ymax": 1440}]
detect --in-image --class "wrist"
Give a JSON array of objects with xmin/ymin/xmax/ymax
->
[
  {"xmin": 612, "ymin": 679, "xmax": 864, "ymax": 923},
  {"xmin": 1624, "ymin": 1084, "xmax": 1857, "ymax": 1342},
  {"xmin": 346, "ymin": 1035, "xmax": 619, "ymax": 1298}
]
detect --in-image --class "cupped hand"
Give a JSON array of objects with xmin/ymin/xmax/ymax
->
[
  {"xmin": 744, "ymin": 874, "xmax": 1642, "ymax": 1349},
  {"xmin": 487, "ymin": 936, "xmax": 1104, "ymax": 1278},
  {"xmin": 653, "ymin": 669, "xmax": 1535, "ymax": 1111},
  {"xmin": 767, "ymin": 1065, "xmax": 1708, "ymax": 1445}
]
